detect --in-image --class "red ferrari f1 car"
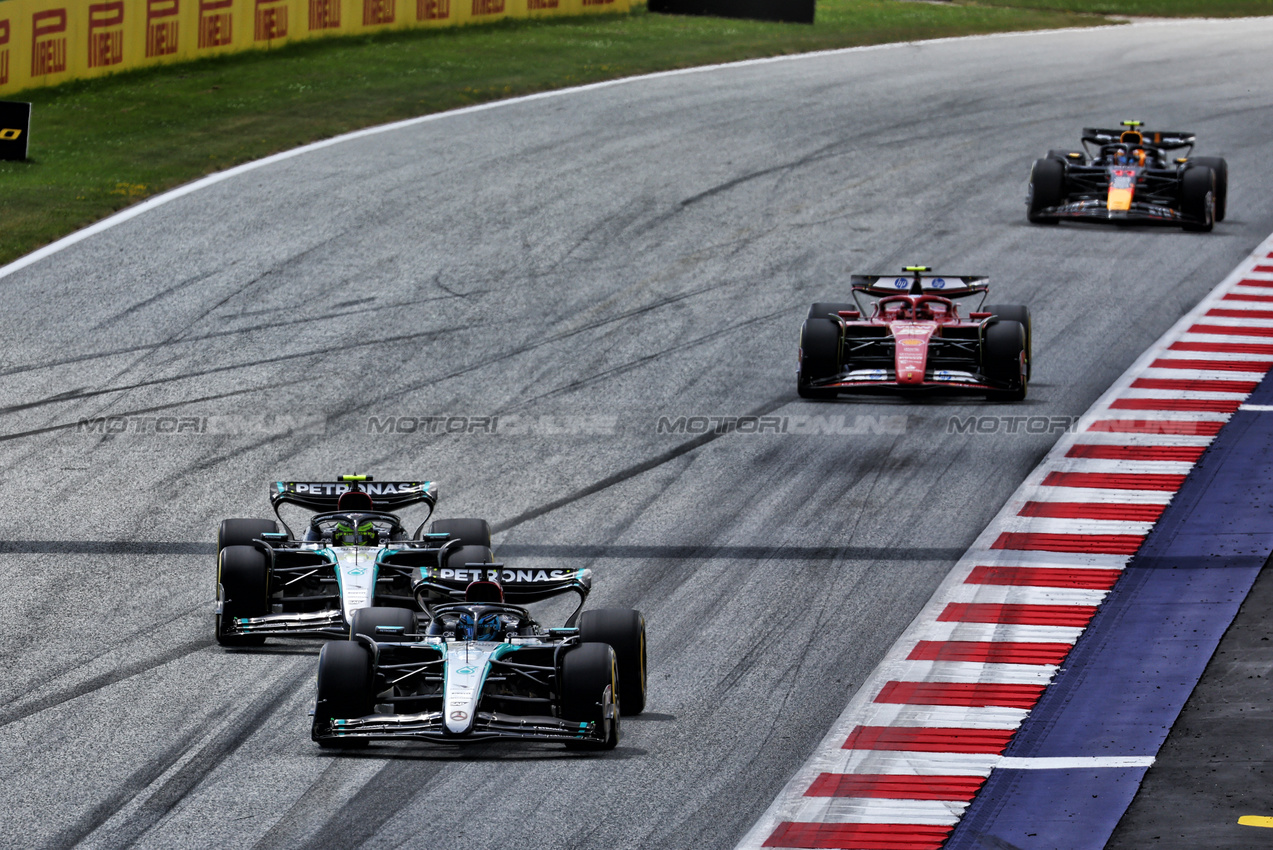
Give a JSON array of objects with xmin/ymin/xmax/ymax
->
[{"xmin": 797, "ymin": 267, "xmax": 1031, "ymax": 401}]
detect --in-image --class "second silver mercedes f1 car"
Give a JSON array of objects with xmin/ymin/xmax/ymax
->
[{"xmin": 215, "ymin": 475, "xmax": 492, "ymax": 645}]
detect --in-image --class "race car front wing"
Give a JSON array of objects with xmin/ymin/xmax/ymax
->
[
  {"xmin": 220, "ymin": 609, "xmax": 349, "ymax": 638},
  {"xmin": 1045, "ymin": 198, "xmax": 1203, "ymax": 227},
  {"xmin": 807, "ymin": 368, "xmax": 995, "ymax": 393},
  {"xmin": 311, "ymin": 709, "xmax": 612, "ymax": 746}
]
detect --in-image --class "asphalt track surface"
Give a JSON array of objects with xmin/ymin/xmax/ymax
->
[{"xmin": 2, "ymin": 18, "xmax": 1273, "ymax": 850}]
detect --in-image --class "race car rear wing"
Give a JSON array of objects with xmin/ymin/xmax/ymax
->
[
  {"xmin": 1081, "ymin": 127, "xmax": 1196, "ymax": 150},
  {"xmin": 413, "ymin": 564, "xmax": 593, "ymax": 623},
  {"xmin": 271, "ymin": 478, "xmax": 438, "ymax": 513},
  {"xmin": 850, "ymin": 274, "xmax": 989, "ymax": 297}
]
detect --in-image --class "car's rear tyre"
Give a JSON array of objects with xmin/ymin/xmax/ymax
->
[
  {"xmin": 982, "ymin": 304, "xmax": 1032, "ymax": 380},
  {"xmin": 217, "ymin": 518, "xmax": 280, "ymax": 551},
  {"xmin": 429, "ymin": 518, "xmax": 492, "ymax": 548},
  {"xmin": 1180, "ymin": 166, "xmax": 1216, "ymax": 233},
  {"xmin": 217, "ymin": 545, "xmax": 270, "ymax": 647},
  {"xmin": 561, "ymin": 642, "xmax": 620, "ymax": 750},
  {"xmin": 314, "ymin": 641, "xmax": 375, "ymax": 749},
  {"xmin": 1027, "ymin": 158, "xmax": 1065, "ymax": 224},
  {"xmin": 443, "ymin": 544, "xmax": 494, "ymax": 574},
  {"xmin": 983, "ymin": 320, "xmax": 1027, "ymax": 402},
  {"xmin": 1190, "ymin": 157, "xmax": 1228, "ymax": 221},
  {"xmin": 806, "ymin": 301, "xmax": 856, "ymax": 321},
  {"xmin": 579, "ymin": 608, "xmax": 647, "ymax": 716},
  {"xmin": 797, "ymin": 318, "xmax": 841, "ymax": 399},
  {"xmin": 350, "ymin": 606, "xmax": 417, "ymax": 641},
  {"xmin": 1047, "ymin": 149, "xmax": 1085, "ymax": 165}
]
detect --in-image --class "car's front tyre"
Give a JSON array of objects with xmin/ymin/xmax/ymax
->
[
  {"xmin": 797, "ymin": 317, "xmax": 841, "ymax": 399},
  {"xmin": 1027, "ymin": 158, "xmax": 1065, "ymax": 224},
  {"xmin": 313, "ymin": 640, "xmax": 375, "ymax": 749},
  {"xmin": 1181, "ymin": 165, "xmax": 1217, "ymax": 232},
  {"xmin": 561, "ymin": 642, "xmax": 620, "ymax": 751},
  {"xmin": 216, "ymin": 545, "xmax": 270, "ymax": 647},
  {"xmin": 983, "ymin": 319, "xmax": 1028, "ymax": 402}
]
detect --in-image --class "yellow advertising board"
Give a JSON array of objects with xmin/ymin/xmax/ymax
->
[{"xmin": 0, "ymin": 0, "xmax": 628, "ymax": 95}]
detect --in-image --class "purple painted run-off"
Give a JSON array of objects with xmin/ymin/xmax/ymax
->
[{"xmin": 945, "ymin": 373, "xmax": 1273, "ymax": 850}]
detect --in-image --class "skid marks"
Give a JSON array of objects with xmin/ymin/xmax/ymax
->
[{"xmin": 54, "ymin": 664, "xmax": 312, "ymax": 850}]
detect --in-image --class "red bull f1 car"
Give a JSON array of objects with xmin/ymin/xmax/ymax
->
[
  {"xmin": 1027, "ymin": 120, "xmax": 1228, "ymax": 231},
  {"xmin": 311, "ymin": 567, "xmax": 647, "ymax": 750},
  {"xmin": 797, "ymin": 267, "xmax": 1031, "ymax": 401},
  {"xmin": 215, "ymin": 475, "xmax": 493, "ymax": 645}
]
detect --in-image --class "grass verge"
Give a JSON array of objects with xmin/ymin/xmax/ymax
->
[{"xmin": 0, "ymin": 0, "xmax": 1267, "ymax": 267}]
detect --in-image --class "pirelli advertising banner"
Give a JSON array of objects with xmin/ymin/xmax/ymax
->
[{"xmin": 0, "ymin": 0, "xmax": 628, "ymax": 95}]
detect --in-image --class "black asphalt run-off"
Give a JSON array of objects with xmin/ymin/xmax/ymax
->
[{"xmin": 2, "ymin": 18, "xmax": 1273, "ymax": 850}]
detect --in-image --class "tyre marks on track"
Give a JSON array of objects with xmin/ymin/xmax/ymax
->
[
  {"xmin": 49, "ymin": 663, "xmax": 312, "ymax": 850},
  {"xmin": 0, "ymin": 638, "xmax": 212, "ymax": 730},
  {"xmin": 286, "ymin": 760, "xmax": 450, "ymax": 850},
  {"xmin": 492, "ymin": 395, "xmax": 791, "ymax": 534}
]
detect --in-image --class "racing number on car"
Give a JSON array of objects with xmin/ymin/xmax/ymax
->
[{"xmin": 0, "ymin": 129, "xmax": 21, "ymax": 140}]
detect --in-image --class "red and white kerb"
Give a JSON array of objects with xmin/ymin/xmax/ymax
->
[{"xmin": 737, "ymin": 237, "xmax": 1273, "ymax": 850}]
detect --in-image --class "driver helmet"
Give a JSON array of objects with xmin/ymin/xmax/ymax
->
[
  {"xmin": 333, "ymin": 518, "xmax": 377, "ymax": 546},
  {"xmin": 455, "ymin": 610, "xmax": 504, "ymax": 642}
]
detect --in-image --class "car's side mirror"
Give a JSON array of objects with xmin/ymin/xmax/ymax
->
[
  {"xmin": 836, "ymin": 310, "xmax": 861, "ymax": 320},
  {"xmin": 970, "ymin": 311, "xmax": 994, "ymax": 320}
]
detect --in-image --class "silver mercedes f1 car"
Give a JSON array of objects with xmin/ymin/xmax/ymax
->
[
  {"xmin": 311, "ymin": 566, "xmax": 646, "ymax": 750},
  {"xmin": 215, "ymin": 475, "xmax": 492, "ymax": 645}
]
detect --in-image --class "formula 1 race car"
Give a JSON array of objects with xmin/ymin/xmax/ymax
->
[
  {"xmin": 215, "ymin": 475, "xmax": 494, "ymax": 645},
  {"xmin": 1027, "ymin": 120, "xmax": 1228, "ymax": 231},
  {"xmin": 311, "ymin": 566, "xmax": 647, "ymax": 750},
  {"xmin": 797, "ymin": 267, "xmax": 1030, "ymax": 401}
]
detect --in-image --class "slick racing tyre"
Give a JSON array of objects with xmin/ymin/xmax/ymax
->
[
  {"xmin": 982, "ymin": 304, "xmax": 1032, "ymax": 379},
  {"xmin": 983, "ymin": 319, "xmax": 1028, "ymax": 402},
  {"xmin": 806, "ymin": 302, "xmax": 856, "ymax": 321},
  {"xmin": 1047, "ymin": 149, "xmax": 1086, "ymax": 165},
  {"xmin": 1189, "ymin": 157, "xmax": 1228, "ymax": 221},
  {"xmin": 579, "ymin": 608, "xmax": 647, "ymax": 716},
  {"xmin": 797, "ymin": 318, "xmax": 841, "ymax": 400},
  {"xmin": 314, "ymin": 641, "xmax": 374, "ymax": 749},
  {"xmin": 350, "ymin": 606, "xmax": 418, "ymax": 641},
  {"xmin": 443, "ymin": 544, "xmax": 494, "ymax": 573},
  {"xmin": 1027, "ymin": 158, "xmax": 1065, "ymax": 224},
  {"xmin": 217, "ymin": 518, "xmax": 280, "ymax": 551},
  {"xmin": 217, "ymin": 545, "xmax": 270, "ymax": 647},
  {"xmin": 561, "ymin": 642, "xmax": 620, "ymax": 751},
  {"xmin": 1180, "ymin": 166, "xmax": 1216, "ymax": 233},
  {"xmin": 429, "ymin": 518, "xmax": 492, "ymax": 548}
]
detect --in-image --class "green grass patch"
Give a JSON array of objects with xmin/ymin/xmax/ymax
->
[{"xmin": 0, "ymin": 0, "xmax": 1259, "ymax": 266}]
